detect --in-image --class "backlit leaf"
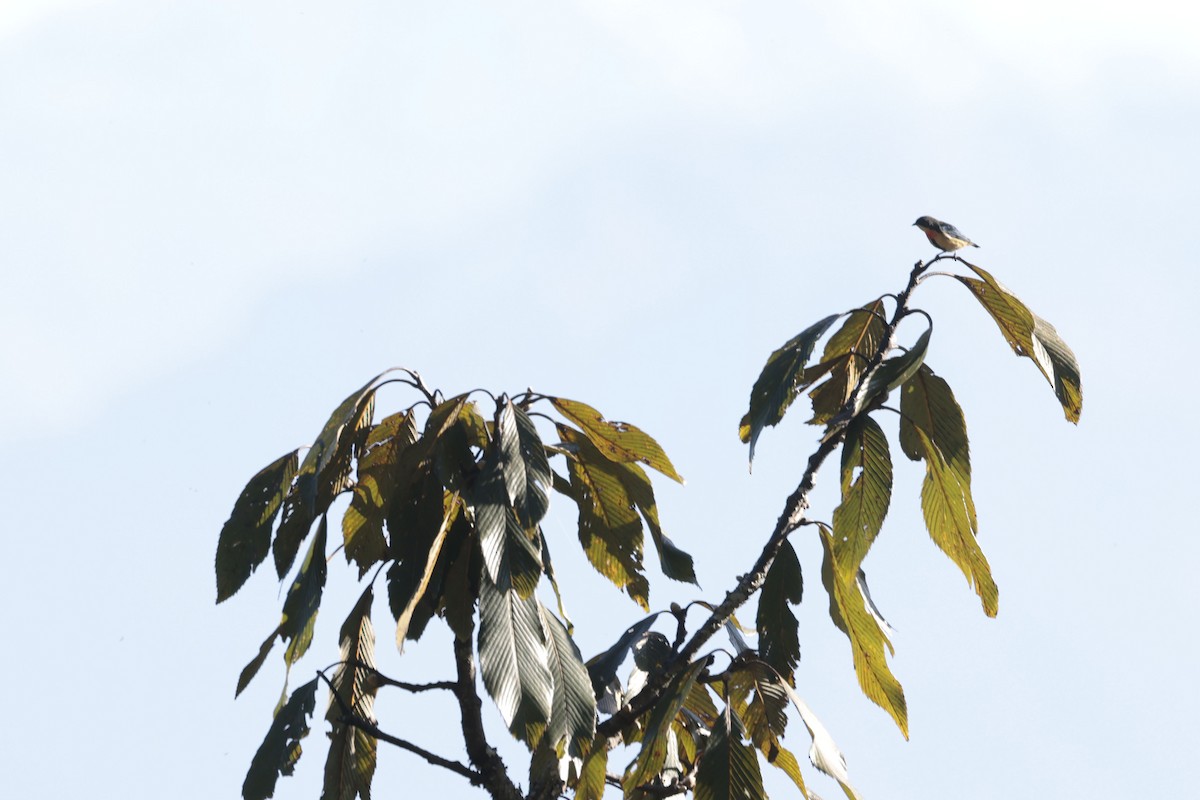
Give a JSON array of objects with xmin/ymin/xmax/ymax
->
[
  {"xmin": 574, "ymin": 741, "xmax": 609, "ymax": 800},
  {"xmin": 550, "ymin": 396, "xmax": 683, "ymax": 483},
  {"xmin": 280, "ymin": 516, "xmax": 328, "ymax": 666},
  {"xmin": 898, "ymin": 365, "xmax": 970, "ymax": 486},
  {"xmin": 742, "ymin": 313, "xmax": 841, "ymax": 464},
  {"xmin": 217, "ymin": 450, "xmax": 299, "ymax": 603},
  {"xmin": 557, "ymin": 425, "xmax": 649, "ymax": 609},
  {"xmin": 911, "ymin": 427, "xmax": 999, "ymax": 617},
  {"xmin": 831, "ymin": 415, "xmax": 893, "ymax": 579},
  {"xmin": 957, "ymin": 263, "xmax": 1082, "ymax": 423},
  {"xmin": 627, "ymin": 659, "xmax": 707, "ymax": 790},
  {"xmin": 854, "ymin": 326, "xmax": 930, "ymax": 415},
  {"xmin": 606, "ymin": 456, "xmax": 696, "ymax": 585},
  {"xmin": 585, "ymin": 614, "xmax": 663, "ymax": 697},
  {"xmin": 394, "ymin": 493, "xmax": 461, "ymax": 649},
  {"xmin": 819, "ymin": 526, "xmax": 907, "ymax": 737},
  {"xmin": 342, "ymin": 410, "xmax": 418, "ymax": 576},
  {"xmin": 242, "ymin": 678, "xmax": 318, "ymax": 800},
  {"xmin": 237, "ymin": 628, "xmax": 281, "ymax": 697}
]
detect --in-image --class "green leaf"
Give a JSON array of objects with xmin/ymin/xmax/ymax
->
[
  {"xmin": 242, "ymin": 678, "xmax": 319, "ymax": 800},
  {"xmin": 217, "ymin": 451, "xmax": 300, "ymax": 603},
  {"xmin": 853, "ymin": 325, "xmax": 931, "ymax": 415},
  {"xmin": 280, "ymin": 516, "xmax": 328, "ymax": 666},
  {"xmin": 438, "ymin": 526, "xmax": 479, "ymax": 641},
  {"xmin": 387, "ymin": 464, "xmax": 461, "ymax": 643},
  {"xmin": 550, "ymin": 396, "xmax": 683, "ymax": 483},
  {"xmin": 322, "ymin": 587, "xmax": 379, "ymax": 800},
  {"xmin": 756, "ymin": 540, "xmax": 802, "ymax": 683},
  {"xmin": 539, "ymin": 600, "xmax": 598, "ymax": 759},
  {"xmin": 627, "ymin": 659, "xmax": 707, "ymax": 790},
  {"xmin": 393, "ymin": 492, "xmax": 462, "ymax": 649},
  {"xmin": 557, "ymin": 426, "xmax": 649, "ymax": 609},
  {"xmin": 474, "ymin": 453, "xmax": 543, "ymax": 601},
  {"xmin": 831, "ymin": 415, "xmax": 893, "ymax": 579},
  {"xmin": 911, "ymin": 427, "xmax": 999, "ymax": 617},
  {"xmin": 741, "ymin": 313, "xmax": 841, "ymax": 464},
  {"xmin": 275, "ymin": 377, "xmax": 382, "ymax": 578},
  {"xmin": 956, "ymin": 264, "xmax": 1082, "ymax": 423},
  {"xmin": 899, "ymin": 365, "xmax": 970, "ymax": 486},
  {"xmin": 495, "ymin": 398, "xmax": 553, "ymax": 530},
  {"xmin": 477, "ymin": 573, "xmax": 553, "ymax": 749},
  {"xmin": 342, "ymin": 410, "xmax": 418, "ymax": 576},
  {"xmin": 821, "ymin": 300, "xmax": 888, "ymax": 364},
  {"xmin": 607, "ymin": 457, "xmax": 696, "ymax": 585},
  {"xmin": 819, "ymin": 525, "xmax": 908, "ymax": 737},
  {"xmin": 574, "ymin": 740, "xmax": 609, "ymax": 800},
  {"xmin": 237, "ymin": 627, "xmax": 281, "ymax": 697},
  {"xmin": 694, "ymin": 705, "xmax": 765, "ymax": 800}
]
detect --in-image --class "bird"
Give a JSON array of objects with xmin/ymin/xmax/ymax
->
[{"xmin": 913, "ymin": 216, "xmax": 980, "ymax": 253}]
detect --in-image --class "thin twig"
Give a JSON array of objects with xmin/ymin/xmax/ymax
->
[
  {"xmin": 596, "ymin": 258, "xmax": 931, "ymax": 740},
  {"xmin": 316, "ymin": 670, "xmax": 482, "ymax": 785}
]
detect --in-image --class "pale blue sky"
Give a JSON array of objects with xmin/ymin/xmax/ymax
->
[{"xmin": 2, "ymin": 2, "xmax": 1196, "ymax": 798}]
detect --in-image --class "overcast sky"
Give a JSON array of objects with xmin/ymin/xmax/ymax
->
[{"xmin": 2, "ymin": 2, "xmax": 1196, "ymax": 798}]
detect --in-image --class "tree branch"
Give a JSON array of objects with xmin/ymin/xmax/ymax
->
[
  {"xmin": 316, "ymin": 669, "xmax": 483, "ymax": 785},
  {"xmin": 597, "ymin": 259, "xmax": 931, "ymax": 740},
  {"xmin": 451, "ymin": 625, "xmax": 525, "ymax": 800}
]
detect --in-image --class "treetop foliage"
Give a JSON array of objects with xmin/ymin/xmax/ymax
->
[{"xmin": 217, "ymin": 251, "xmax": 1080, "ymax": 800}]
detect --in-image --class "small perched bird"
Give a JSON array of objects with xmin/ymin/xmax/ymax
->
[{"xmin": 913, "ymin": 216, "xmax": 980, "ymax": 253}]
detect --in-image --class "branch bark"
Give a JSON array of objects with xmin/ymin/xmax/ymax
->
[
  {"xmin": 597, "ymin": 258, "xmax": 933, "ymax": 740},
  {"xmin": 452, "ymin": 624, "xmax": 525, "ymax": 800}
]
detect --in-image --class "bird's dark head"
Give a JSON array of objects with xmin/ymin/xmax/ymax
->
[{"xmin": 913, "ymin": 216, "xmax": 937, "ymax": 229}]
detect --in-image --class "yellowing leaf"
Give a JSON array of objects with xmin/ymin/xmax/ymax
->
[{"xmin": 550, "ymin": 396, "xmax": 683, "ymax": 483}]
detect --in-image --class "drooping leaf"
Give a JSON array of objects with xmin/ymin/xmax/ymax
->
[
  {"xmin": 956, "ymin": 263, "xmax": 1082, "ymax": 423},
  {"xmin": 693, "ymin": 705, "xmax": 765, "ymax": 800},
  {"xmin": 574, "ymin": 740, "xmax": 609, "ymax": 800},
  {"xmin": 741, "ymin": 313, "xmax": 841, "ymax": 464},
  {"xmin": 550, "ymin": 396, "xmax": 684, "ymax": 483},
  {"xmin": 495, "ymin": 398, "xmax": 553, "ymax": 530},
  {"xmin": 243, "ymin": 678, "xmax": 319, "ymax": 800},
  {"xmin": 275, "ymin": 376, "xmax": 383, "ymax": 578},
  {"xmin": 539, "ymin": 533, "xmax": 574, "ymax": 631},
  {"xmin": 804, "ymin": 300, "xmax": 890, "ymax": 427},
  {"xmin": 474, "ymin": 451, "xmax": 543, "ymax": 601},
  {"xmin": 393, "ymin": 492, "xmax": 462, "ymax": 649},
  {"xmin": 830, "ymin": 415, "xmax": 893, "ymax": 579},
  {"xmin": 898, "ymin": 365, "xmax": 970, "ymax": 486},
  {"xmin": 756, "ymin": 540, "xmax": 802, "ymax": 683},
  {"xmin": 911, "ymin": 427, "xmax": 999, "ymax": 617},
  {"xmin": 217, "ymin": 451, "xmax": 300, "ymax": 603},
  {"xmin": 237, "ymin": 627, "xmax": 281, "ymax": 697},
  {"xmin": 280, "ymin": 516, "xmax": 329, "ymax": 666},
  {"xmin": 342, "ymin": 410, "xmax": 418, "ymax": 576},
  {"xmin": 477, "ymin": 573, "xmax": 553, "ymax": 749},
  {"xmin": 819, "ymin": 526, "xmax": 907, "ymax": 738},
  {"xmin": 539, "ymin": 600, "xmax": 598, "ymax": 759},
  {"xmin": 322, "ymin": 587, "xmax": 378, "ymax": 800},
  {"xmin": 556, "ymin": 426, "xmax": 649, "ymax": 609},
  {"xmin": 778, "ymin": 676, "xmax": 862, "ymax": 800},
  {"xmin": 438, "ymin": 526, "xmax": 479, "ymax": 641},
  {"xmin": 626, "ymin": 659, "xmax": 707, "ymax": 790},
  {"xmin": 605, "ymin": 454, "xmax": 696, "ymax": 585}
]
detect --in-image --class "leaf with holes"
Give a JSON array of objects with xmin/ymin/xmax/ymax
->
[
  {"xmin": 741, "ymin": 313, "xmax": 841, "ymax": 465},
  {"xmin": 243, "ymin": 678, "xmax": 318, "ymax": 800},
  {"xmin": 831, "ymin": 415, "xmax": 892, "ymax": 580}
]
